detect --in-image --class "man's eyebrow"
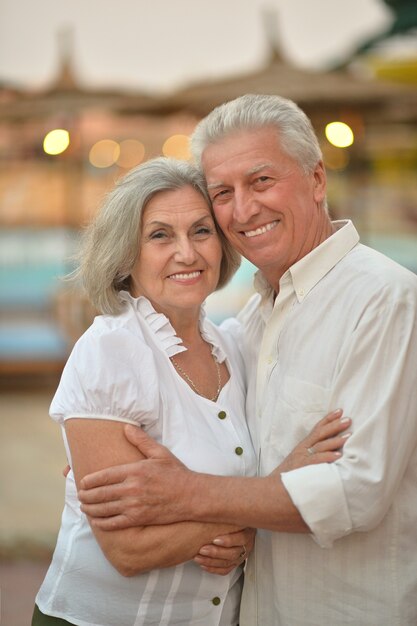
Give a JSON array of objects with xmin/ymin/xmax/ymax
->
[
  {"xmin": 206, "ymin": 162, "xmax": 274, "ymax": 189},
  {"xmin": 246, "ymin": 163, "xmax": 274, "ymax": 176}
]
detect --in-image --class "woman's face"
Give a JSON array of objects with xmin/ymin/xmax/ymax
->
[{"xmin": 130, "ymin": 185, "xmax": 223, "ymax": 319}]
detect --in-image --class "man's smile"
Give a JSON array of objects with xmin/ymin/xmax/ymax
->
[{"xmin": 242, "ymin": 220, "xmax": 279, "ymax": 238}]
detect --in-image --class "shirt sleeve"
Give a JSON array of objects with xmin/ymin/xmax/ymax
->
[
  {"xmin": 281, "ymin": 281, "xmax": 417, "ymax": 548},
  {"xmin": 50, "ymin": 320, "xmax": 160, "ymax": 428}
]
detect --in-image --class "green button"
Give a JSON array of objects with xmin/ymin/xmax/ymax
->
[
  {"xmin": 235, "ymin": 446, "xmax": 243, "ymax": 456},
  {"xmin": 218, "ymin": 410, "xmax": 227, "ymax": 420},
  {"xmin": 212, "ymin": 596, "xmax": 221, "ymax": 606}
]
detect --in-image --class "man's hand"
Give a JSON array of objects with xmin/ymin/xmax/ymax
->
[
  {"xmin": 194, "ymin": 527, "xmax": 256, "ymax": 575},
  {"xmin": 78, "ymin": 425, "xmax": 192, "ymax": 529}
]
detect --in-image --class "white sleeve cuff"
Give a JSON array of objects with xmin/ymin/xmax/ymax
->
[{"xmin": 281, "ymin": 463, "xmax": 353, "ymax": 548}]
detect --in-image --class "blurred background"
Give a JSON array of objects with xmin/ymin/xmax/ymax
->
[{"xmin": 1, "ymin": 0, "xmax": 416, "ymax": 622}]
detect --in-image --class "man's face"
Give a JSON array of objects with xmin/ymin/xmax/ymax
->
[{"xmin": 201, "ymin": 126, "xmax": 328, "ymax": 287}]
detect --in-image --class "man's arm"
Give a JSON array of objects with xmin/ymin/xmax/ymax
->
[
  {"xmin": 78, "ymin": 410, "xmax": 350, "ymax": 531},
  {"xmin": 66, "ymin": 418, "xmax": 251, "ymax": 576},
  {"xmin": 280, "ymin": 284, "xmax": 417, "ymax": 547}
]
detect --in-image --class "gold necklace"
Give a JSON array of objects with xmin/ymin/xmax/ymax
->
[{"xmin": 171, "ymin": 353, "xmax": 222, "ymax": 402}]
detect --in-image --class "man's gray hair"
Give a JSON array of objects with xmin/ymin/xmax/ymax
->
[
  {"xmin": 77, "ymin": 157, "xmax": 240, "ymax": 315},
  {"xmin": 191, "ymin": 94, "xmax": 323, "ymax": 175}
]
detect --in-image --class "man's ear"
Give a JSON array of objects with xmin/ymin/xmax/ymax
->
[{"xmin": 312, "ymin": 160, "xmax": 327, "ymax": 204}]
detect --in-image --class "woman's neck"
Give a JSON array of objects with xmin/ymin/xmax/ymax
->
[
  {"xmin": 148, "ymin": 299, "xmax": 203, "ymax": 347},
  {"xmin": 171, "ymin": 312, "xmax": 203, "ymax": 347}
]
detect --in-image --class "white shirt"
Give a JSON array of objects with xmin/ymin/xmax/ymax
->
[
  {"xmin": 36, "ymin": 294, "xmax": 256, "ymax": 626},
  {"xmin": 237, "ymin": 221, "xmax": 417, "ymax": 626}
]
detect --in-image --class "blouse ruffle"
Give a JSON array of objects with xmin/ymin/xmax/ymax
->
[{"xmin": 119, "ymin": 291, "xmax": 227, "ymax": 363}]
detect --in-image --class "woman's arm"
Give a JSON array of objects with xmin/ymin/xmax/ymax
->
[{"xmin": 65, "ymin": 417, "xmax": 243, "ymax": 577}]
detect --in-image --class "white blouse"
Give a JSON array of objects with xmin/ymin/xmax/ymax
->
[{"xmin": 36, "ymin": 293, "xmax": 256, "ymax": 626}]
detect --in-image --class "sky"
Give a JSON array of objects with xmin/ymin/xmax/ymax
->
[{"xmin": 0, "ymin": 0, "xmax": 393, "ymax": 94}]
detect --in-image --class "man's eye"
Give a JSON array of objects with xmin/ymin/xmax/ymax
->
[
  {"xmin": 257, "ymin": 176, "xmax": 270, "ymax": 183},
  {"xmin": 213, "ymin": 189, "xmax": 230, "ymax": 201}
]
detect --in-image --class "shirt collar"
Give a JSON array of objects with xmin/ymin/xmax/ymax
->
[{"xmin": 254, "ymin": 220, "xmax": 360, "ymax": 304}]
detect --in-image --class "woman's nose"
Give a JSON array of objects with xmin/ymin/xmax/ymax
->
[{"xmin": 174, "ymin": 238, "xmax": 198, "ymax": 264}]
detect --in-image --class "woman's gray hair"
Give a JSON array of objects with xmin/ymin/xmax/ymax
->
[
  {"xmin": 191, "ymin": 94, "xmax": 323, "ymax": 176},
  {"xmin": 77, "ymin": 157, "xmax": 240, "ymax": 315}
]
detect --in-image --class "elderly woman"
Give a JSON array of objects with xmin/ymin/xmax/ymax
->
[{"xmin": 33, "ymin": 158, "xmax": 349, "ymax": 626}]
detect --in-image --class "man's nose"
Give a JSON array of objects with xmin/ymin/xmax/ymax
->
[
  {"xmin": 174, "ymin": 237, "xmax": 198, "ymax": 264},
  {"xmin": 233, "ymin": 189, "xmax": 260, "ymax": 224}
]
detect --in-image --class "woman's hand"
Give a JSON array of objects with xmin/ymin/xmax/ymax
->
[
  {"xmin": 193, "ymin": 527, "xmax": 256, "ymax": 575},
  {"xmin": 279, "ymin": 409, "xmax": 351, "ymax": 473}
]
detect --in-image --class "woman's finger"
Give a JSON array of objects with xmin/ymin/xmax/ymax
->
[
  {"xmin": 199, "ymin": 565, "xmax": 237, "ymax": 576},
  {"xmin": 198, "ymin": 545, "xmax": 243, "ymax": 561},
  {"xmin": 312, "ymin": 433, "xmax": 351, "ymax": 454},
  {"xmin": 308, "ymin": 415, "xmax": 351, "ymax": 448},
  {"xmin": 194, "ymin": 555, "xmax": 241, "ymax": 569}
]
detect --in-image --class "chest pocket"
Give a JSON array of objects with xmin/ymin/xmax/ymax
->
[{"xmin": 261, "ymin": 375, "xmax": 330, "ymax": 468}]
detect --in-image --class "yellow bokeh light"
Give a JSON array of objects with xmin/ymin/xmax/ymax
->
[
  {"xmin": 89, "ymin": 140, "xmax": 120, "ymax": 168},
  {"xmin": 117, "ymin": 139, "xmax": 145, "ymax": 169},
  {"xmin": 162, "ymin": 135, "xmax": 191, "ymax": 160},
  {"xmin": 325, "ymin": 122, "xmax": 354, "ymax": 148},
  {"xmin": 43, "ymin": 129, "xmax": 70, "ymax": 155}
]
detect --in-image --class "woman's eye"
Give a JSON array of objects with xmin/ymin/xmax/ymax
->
[
  {"xmin": 149, "ymin": 231, "xmax": 167, "ymax": 240},
  {"xmin": 194, "ymin": 226, "xmax": 213, "ymax": 237}
]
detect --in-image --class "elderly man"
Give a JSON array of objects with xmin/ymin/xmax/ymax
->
[{"xmin": 79, "ymin": 95, "xmax": 417, "ymax": 625}]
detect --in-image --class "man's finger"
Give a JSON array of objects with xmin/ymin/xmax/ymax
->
[
  {"xmin": 80, "ymin": 499, "xmax": 123, "ymax": 517},
  {"xmin": 124, "ymin": 425, "xmax": 174, "ymax": 459},
  {"xmin": 90, "ymin": 515, "xmax": 133, "ymax": 531},
  {"xmin": 80, "ymin": 464, "xmax": 132, "ymax": 490}
]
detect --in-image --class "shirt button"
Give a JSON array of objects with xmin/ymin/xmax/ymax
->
[
  {"xmin": 235, "ymin": 446, "xmax": 243, "ymax": 456},
  {"xmin": 212, "ymin": 596, "xmax": 221, "ymax": 606},
  {"xmin": 298, "ymin": 289, "xmax": 304, "ymax": 297},
  {"xmin": 217, "ymin": 410, "xmax": 227, "ymax": 420},
  {"xmin": 267, "ymin": 356, "xmax": 273, "ymax": 364}
]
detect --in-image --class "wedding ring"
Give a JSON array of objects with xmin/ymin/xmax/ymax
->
[
  {"xmin": 240, "ymin": 545, "xmax": 247, "ymax": 560},
  {"xmin": 307, "ymin": 446, "xmax": 315, "ymax": 455}
]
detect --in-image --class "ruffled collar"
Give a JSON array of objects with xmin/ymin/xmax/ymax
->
[{"xmin": 119, "ymin": 291, "xmax": 226, "ymax": 362}]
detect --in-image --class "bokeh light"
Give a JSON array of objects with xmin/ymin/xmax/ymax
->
[
  {"xmin": 162, "ymin": 134, "xmax": 191, "ymax": 160},
  {"xmin": 89, "ymin": 139, "xmax": 120, "ymax": 168},
  {"xmin": 325, "ymin": 122, "xmax": 354, "ymax": 148},
  {"xmin": 43, "ymin": 129, "xmax": 70, "ymax": 155},
  {"xmin": 117, "ymin": 139, "xmax": 145, "ymax": 169}
]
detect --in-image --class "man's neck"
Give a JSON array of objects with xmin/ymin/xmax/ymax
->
[{"xmin": 266, "ymin": 215, "xmax": 334, "ymax": 293}]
